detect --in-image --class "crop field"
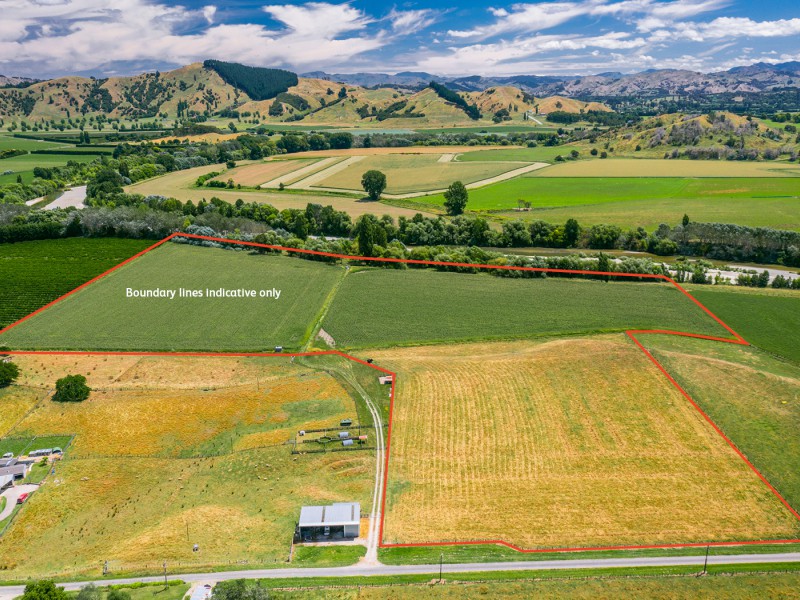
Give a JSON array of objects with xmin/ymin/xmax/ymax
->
[
  {"xmin": 689, "ymin": 286, "xmax": 800, "ymax": 363},
  {"xmin": 534, "ymin": 159, "xmax": 800, "ymax": 177},
  {"xmin": 126, "ymin": 163, "xmax": 422, "ymax": 220},
  {"xmin": 374, "ymin": 336, "xmax": 800, "ymax": 549},
  {"xmin": 321, "ymin": 268, "xmax": 728, "ymax": 349},
  {"xmin": 312, "ymin": 154, "xmax": 529, "ymax": 194},
  {"xmin": 0, "ymin": 243, "xmax": 344, "ymax": 351},
  {"xmin": 213, "ymin": 158, "xmax": 319, "ymax": 187},
  {"xmin": 0, "ymin": 151, "xmax": 100, "ymax": 184},
  {"xmin": 641, "ymin": 334, "xmax": 800, "ymax": 517},
  {"xmin": 455, "ymin": 146, "xmax": 583, "ymax": 163},
  {"xmin": 0, "ymin": 237, "xmax": 154, "ymax": 330},
  {"xmin": 0, "ymin": 353, "xmax": 374, "ymax": 579}
]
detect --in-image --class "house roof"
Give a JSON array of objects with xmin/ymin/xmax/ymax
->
[
  {"xmin": 298, "ymin": 502, "xmax": 360, "ymax": 528},
  {"xmin": 0, "ymin": 465, "xmax": 28, "ymax": 477}
]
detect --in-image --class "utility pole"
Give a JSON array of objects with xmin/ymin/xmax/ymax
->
[
  {"xmin": 439, "ymin": 553, "xmax": 443, "ymax": 583},
  {"xmin": 703, "ymin": 545, "xmax": 710, "ymax": 575},
  {"xmin": 163, "ymin": 560, "xmax": 168, "ymax": 589}
]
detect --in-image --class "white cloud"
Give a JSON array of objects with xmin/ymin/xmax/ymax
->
[
  {"xmin": 661, "ymin": 17, "xmax": 800, "ymax": 42},
  {"xmin": 0, "ymin": 0, "xmax": 391, "ymax": 75},
  {"xmin": 417, "ymin": 31, "xmax": 646, "ymax": 74},
  {"xmin": 447, "ymin": 0, "xmax": 728, "ymax": 40},
  {"xmin": 387, "ymin": 8, "xmax": 438, "ymax": 35}
]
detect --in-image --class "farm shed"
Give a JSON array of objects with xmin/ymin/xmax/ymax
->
[
  {"xmin": 378, "ymin": 375, "xmax": 393, "ymax": 385},
  {"xmin": 297, "ymin": 502, "xmax": 360, "ymax": 540},
  {"xmin": 0, "ymin": 464, "xmax": 29, "ymax": 481},
  {"xmin": 0, "ymin": 473, "xmax": 13, "ymax": 491}
]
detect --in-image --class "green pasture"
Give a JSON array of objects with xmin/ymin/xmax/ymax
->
[
  {"xmin": 0, "ymin": 152, "xmax": 100, "ymax": 184},
  {"xmin": 0, "ymin": 242, "xmax": 344, "ymax": 351},
  {"xmin": 322, "ymin": 268, "xmax": 729, "ymax": 348},
  {"xmin": 643, "ymin": 334, "xmax": 800, "ymax": 516},
  {"xmin": 0, "ymin": 237, "xmax": 153, "ymax": 330},
  {"xmin": 690, "ymin": 286, "xmax": 800, "ymax": 363},
  {"xmin": 0, "ymin": 134, "xmax": 70, "ymax": 151}
]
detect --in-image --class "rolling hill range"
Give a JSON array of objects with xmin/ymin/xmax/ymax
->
[{"xmin": 0, "ymin": 60, "xmax": 609, "ymax": 128}]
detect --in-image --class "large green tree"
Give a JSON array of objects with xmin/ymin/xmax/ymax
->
[
  {"xmin": 20, "ymin": 581, "xmax": 69, "ymax": 600},
  {"xmin": 564, "ymin": 218, "xmax": 580, "ymax": 247},
  {"xmin": 0, "ymin": 361, "xmax": 19, "ymax": 387},
  {"xmin": 53, "ymin": 374, "xmax": 91, "ymax": 403},
  {"xmin": 361, "ymin": 170, "xmax": 387, "ymax": 201},
  {"xmin": 443, "ymin": 181, "xmax": 468, "ymax": 215}
]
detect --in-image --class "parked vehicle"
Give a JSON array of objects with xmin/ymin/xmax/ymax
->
[{"xmin": 17, "ymin": 492, "xmax": 29, "ymax": 504}]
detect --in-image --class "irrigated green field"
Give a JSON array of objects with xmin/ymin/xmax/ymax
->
[
  {"xmin": 0, "ymin": 134, "xmax": 70, "ymax": 151},
  {"xmin": 0, "ymin": 237, "xmax": 154, "ymax": 330},
  {"xmin": 322, "ymin": 268, "xmax": 728, "ymax": 348},
  {"xmin": 689, "ymin": 286, "xmax": 800, "ymax": 364},
  {"xmin": 642, "ymin": 334, "xmax": 800, "ymax": 515},
  {"xmin": 0, "ymin": 242, "xmax": 344, "ymax": 351},
  {"xmin": 0, "ymin": 152, "xmax": 101, "ymax": 184},
  {"xmin": 420, "ymin": 176, "xmax": 800, "ymax": 214}
]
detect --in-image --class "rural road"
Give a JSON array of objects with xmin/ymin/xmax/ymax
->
[
  {"xmin": 0, "ymin": 484, "xmax": 38, "ymax": 521},
  {"xmin": 1, "ymin": 551, "xmax": 799, "ymax": 598},
  {"xmin": 43, "ymin": 185, "xmax": 87, "ymax": 210}
]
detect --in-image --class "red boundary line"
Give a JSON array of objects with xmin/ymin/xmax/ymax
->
[{"xmin": 2, "ymin": 232, "xmax": 799, "ymax": 555}]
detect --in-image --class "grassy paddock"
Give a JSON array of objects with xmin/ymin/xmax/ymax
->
[
  {"xmin": 641, "ymin": 334, "xmax": 800, "ymax": 516},
  {"xmin": 322, "ymin": 268, "xmax": 728, "ymax": 349},
  {"xmin": 0, "ymin": 237, "xmax": 154, "ymax": 330},
  {"xmin": 373, "ymin": 336, "xmax": 800, "ymax": 549},
  {"xmin": 534, "ymin": 158, "xmax": 800, "ymax": 177},
  {"xmin": 689, "ymin": 286, "xmax": 800, "ymax": 363},
  {"xmin": 0, "ymin": 243, "xmax": 344, "ymax": 351},
  {"xmin": 0, "ymin": 354, "xmax": 374, "ymax": 580},
  {"xmin": 0, "ymin": 152, "xmax": 100, "ymax": 184}
]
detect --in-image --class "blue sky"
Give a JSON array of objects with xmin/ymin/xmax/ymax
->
[{"xmin": 1, "ymin": 0, "xmax": 798, "ymax": 78}]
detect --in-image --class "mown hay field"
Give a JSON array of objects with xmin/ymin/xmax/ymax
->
[
  {"xmin": 321, "ymin": 268, "xmax": 728, "ymax": 349},
  {"xmin": 0, "ymin": 354, "xmax": 374, "ymax": 579},
  {"xmin": 376, "ymin": 336, "xmax": 800, "ymax": 549},
  {"xmin": 212, "ymin": 158, "xmax": 319, "ymax": 187},
  {"xmin": 0, "ymin": 243, "xmax": 344, "ymax": 351},
  {"xmin": 313, "ymin": 154, "xmax": 528, "ymax": 194},
  {"xmin": 642, "ymin": 334, "xmax": 800, "ymax": 515}
]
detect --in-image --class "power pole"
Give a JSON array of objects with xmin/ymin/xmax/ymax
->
[
  {"xmin": 703, "ymin": 545, "xmax": 710, "ymax": 575},
  {"xmin": 439, "ymin": 553, "xmax": 443, "ymax": 583},
  {"xmin": 163, "ymin": 560, "xmax": 168, "ymax": 589}
]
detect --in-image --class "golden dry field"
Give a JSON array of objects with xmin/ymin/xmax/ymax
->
[
  {"xmin": 212, "ymin": 159, "xmax": 319, "ymax": 187},
  {"xmin": 0, "ymin": 386, "xmax": 44, "ymax": 435},
  {"xmin": 375, "ymin": 335, "xmax": 800, "ymax": 549},
  {"xmin": 0, "ymin": 354, "xmax": 374, "ymax": 578}
]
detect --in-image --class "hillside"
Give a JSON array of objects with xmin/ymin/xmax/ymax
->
[
  {"xmin": 583, "ymin": 111, "xmax": 800, "ymax": 159},
  {"xmin": 0, "ymin": 62, "xmax": 611, "ymax": 129}
]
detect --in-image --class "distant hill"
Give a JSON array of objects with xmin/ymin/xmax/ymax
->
[
  {"xmin": 311, "ymin": 62, "xmax": 800, "ymax": 96},
  {"xmin": 0, "ymin": 62, "xmax": 610, "ymax": 128},
  {"xmin": 0, "ymin": 75, "xmax": 39, "ymax": 88}
]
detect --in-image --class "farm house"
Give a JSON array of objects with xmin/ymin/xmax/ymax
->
[{"xmin": 296, "ymin": 502, "xmax": 360, "ymax": 541}]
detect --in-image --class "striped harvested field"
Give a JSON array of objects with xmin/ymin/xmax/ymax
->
[{"xmin": 376, "ymin": 336, "xmax": 800, "ymax": 549}]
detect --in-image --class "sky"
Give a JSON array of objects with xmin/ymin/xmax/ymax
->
[{"xmin": 0, "ymin": 0, "xmax": 799, "ymax": 78}]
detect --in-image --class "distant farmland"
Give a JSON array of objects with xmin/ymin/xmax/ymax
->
[
  {"xmin": 322, "ymin": 267, "xmax": 729, "ymax": 348},
  {"xmin": 0, "ymin": 243, "xmax": 344, "ymax": 351},
  {"xmin": 376, "ymin": 336, "xmax": 800, "ymax": 549}
]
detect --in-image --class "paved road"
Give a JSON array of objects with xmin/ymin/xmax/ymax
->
[
  {"xmin": 1, "ymin": 551, "xmax": 799, "ymax": 598},
  {"xmin": 0, "ymin": 484, "xmax": 38, "ymax": 521}
]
